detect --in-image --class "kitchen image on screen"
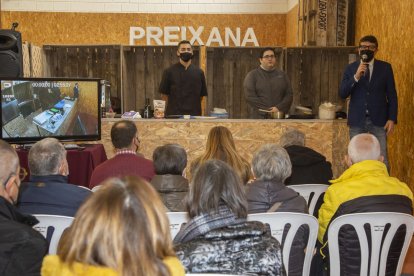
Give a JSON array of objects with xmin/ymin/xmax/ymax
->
[{"xmin": 1, "ymin": 79, "xmax": 100, "ymax": 142}]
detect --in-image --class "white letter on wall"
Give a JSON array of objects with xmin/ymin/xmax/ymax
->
[
  {"xmin": 129, "ymin": 27, "xmax": 145, "ymax": 45},
  {"xmin": 188, "ymin": 26, "xmax": 204, "ymax": 45},
  {"xmin": 180, "ymin": 26, "xmax": 187, "ymax": 41},
  {"xmin": 146, "ymin": 27, "xmax": 163, "ymax": 45},
  {"xmin": 164, "ymin": 26, "xmax": 180, "ymax": 45},
  {"xmin": 206, "ymin": 27, "xmax": 224, "ymax": 46},
  {"xmin": 225, "ymin": 27, "xmax": 240, "ymax": 47},
  {"xmin": 241, "ymin": 27, "xmax": 259, "ymax": 46}
]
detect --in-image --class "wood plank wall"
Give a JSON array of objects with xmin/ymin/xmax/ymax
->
[
  {"xmin": 299, "ymin": 0, "xmax": 355, "ymax": 47},
  {"xmin": 42, "ymin": 45, "xmax": 121, "ymax": 109},
  {"xmin": 206, "ymin": 47, "xmax": 283, "ymax": 118},
  {"xmin": 40, "ymin": 45, "xmax": 356, "ymax": 118},
  {"xmin": 122, "ymin": 46, "xmax": 199, "ymax": 113},
  {"xmin": 285, "ymin": 46, "xmax": 357, "ymax": 114}
]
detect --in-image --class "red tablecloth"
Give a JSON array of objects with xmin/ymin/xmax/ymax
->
[{"xmin": 17, "ymin": 144, "xmax": 108, "ymax": 187}]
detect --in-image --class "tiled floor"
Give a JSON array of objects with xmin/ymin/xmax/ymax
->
[{"xmin": 403, "ymin": 238, "xmax": 414, "ymax": 275}]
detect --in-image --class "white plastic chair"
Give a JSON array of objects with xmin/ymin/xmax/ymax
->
[
  {"xmin": 33, "ymin": 214, "xmax": 74, "ymax": 254},
  {"xmin": 247, "ymin": 212, "xmax": 318, "ymax": 276},
  {"xmin": 166, "ymin": 212, "xmax": 188, "ymax": 239},
  {"xmin": 327, "ymin": 212, "xmax": 414, "ymax": 276},
  {"xmin": 91, "ymin": 185, "xmax": 102, "ymax": 192},
  {"xmin": 289, "ymin": 184, "xmax": 328, "ymax": 216}
]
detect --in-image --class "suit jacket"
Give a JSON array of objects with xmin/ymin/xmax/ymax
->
[{"xmin": 339, "ymin": 59, "xmax": 397, "ymax": 128}]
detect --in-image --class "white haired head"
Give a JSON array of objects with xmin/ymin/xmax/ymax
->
[{"xmin": 347, "ymin": 133, "xmax": 382, "ymax": 165}]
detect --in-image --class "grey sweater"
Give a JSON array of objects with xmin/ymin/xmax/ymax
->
[{"xmin": 243, "ymin": 67, "xmax": 293, "ymax": 118}]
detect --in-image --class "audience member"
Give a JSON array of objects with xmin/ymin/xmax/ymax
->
[
  {"xmin": 0, "ymin": 140, "xmax": 48, "ymax": 275},
  {"xmin": 151, "ymin": 144, "xmax": 189, "ymax": 212},
  {"xmin": 279, "ymin": 129, "xmax": 333, "ymax": 185},
  {"xmin": 315, "ymin": 133, "xmax": 413, "ymax": 275},
  {"xmin": 246, "ymin": 143, "xmax": 308, "ymax": 276},
  {"xmin": 190, "ymin": 126, "xmax": 252, "ymax": 184},
  {"xmin": 174, "ymin": 159, "xmax": 284, "ymax": 275},
  {"xmin": 17, "ymin": 138, "xmax": 91, "ymax": 217},
  {"xmin": 247, "ymin": 144, "xmax": 308, "ymax": 213},
  {"xmin": 89, "ymin": 120, "xmax": 155, "ymax": 188},
  {"xmin": 42, "ymin": 176, "xmax": 185, "ymax": 276}
]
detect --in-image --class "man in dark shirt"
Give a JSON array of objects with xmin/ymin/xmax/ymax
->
[
  {"xmin": 244, "ymin": 47, "xmax": 293, "ymax": 119},
  {"xmin": 159, "ymin": 40, "xmax": 208, "ymax": 116}
]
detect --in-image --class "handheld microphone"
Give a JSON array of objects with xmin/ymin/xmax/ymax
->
[{"xmin": 361, "ymin": 54, "xmax": 369, "ymax": 76}]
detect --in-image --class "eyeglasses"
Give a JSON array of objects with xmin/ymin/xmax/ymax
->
[
  {"xmin": 359, "ymin": 45, "xmax": 376, "ymax": 50},
  {"xmin": 262, "ymin": 55, "xmax": 276, "ymax": 59}
]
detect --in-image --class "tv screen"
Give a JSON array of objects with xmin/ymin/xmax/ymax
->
[{"xmin": 1, "ymin": 78, "xmax": 102, "ymax": 144}]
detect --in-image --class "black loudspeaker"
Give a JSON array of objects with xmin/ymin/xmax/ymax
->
[{"xmin": 0, "ymin": 30, "xmax": 23, "ymax": 77}]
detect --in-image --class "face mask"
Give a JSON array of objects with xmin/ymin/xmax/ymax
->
[
  {"xmin": 360, "ymin": 49, "xmax": 374, "ymax": 62},
  {"xmin": 180, "ymin": 52, "xmax": 193, "ymax": 62}
]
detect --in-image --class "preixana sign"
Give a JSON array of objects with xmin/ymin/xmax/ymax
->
[{"xmin": 130, "ymin": 26, "xmax": 259, "ymax": 46}]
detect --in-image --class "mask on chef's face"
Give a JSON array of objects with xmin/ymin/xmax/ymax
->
[{"xmin": 179, "ymin": 52, "xmax": 193, "ymax": 62}]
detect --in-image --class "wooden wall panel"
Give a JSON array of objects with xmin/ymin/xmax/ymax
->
[
  {"xmin": 0, "ymin": 12, "xmax": 286, "ymax": 47},
  {"xmin": 30, "ymin": 45, "xmax": 43, "ymax": 77},
  {"xmin": 22, "ymin": 42, "xmax": 30, "ymax": 77},
  {"xmin": 206, "ymin": 47, "xmax": 281, "ymax": 118},
  {"xmin": 121, "ymin": 46, "xmax": 200, "ymax": 113},
  {"xmin": 355, "ymin": 0, "xmax": 414, "ymax": 190},
  {"xmin": 286, "ymin": 5, "xmax": 299, "ymax": 46},
  {"xmin": 42, "ymin": 45, "xmax": 121, "ymax": 101},
  {"xmin": 100, "ymin": 118, "xmax": 348, "ymax": 178},
  {"xmin": 285, "ymin": 47, "xmax": 356, "ymax": 114}
]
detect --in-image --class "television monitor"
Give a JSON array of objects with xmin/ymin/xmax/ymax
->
[{"xmin": 1, "ymin": 78, "xmax": 102, "ymax": 144}]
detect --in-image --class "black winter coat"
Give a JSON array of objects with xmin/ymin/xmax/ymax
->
[
  {"xmin": 0, "ymin": 196, "xmax": 48, "ymax": 276},
  {"xmin": 175, "ymin": 221, "xmax": 285, "ymax": 275},
  {"xmin": 284, "ymin": 145, "xmax": 333, "ymax": 185}
]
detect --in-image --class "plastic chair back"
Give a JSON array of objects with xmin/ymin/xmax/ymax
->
[
  {"xmin": 289, "ymin": 184, "xmax": 328, "ymax": 216},
  {"xmin": 327, "ymin": 212, "xmax": 414, "ymax": 276},
  {"xmin": 33, "ymin": 214, "xmax": 74, "ymax": 254},
  {"xmin": 247, "ymin": 212, "xmax": 318, "ymax": 276},
  {"xmin": 166, "ymin": 212, "xmax": 188, "ymax": 239},
  {"xmin": 91, "ymin": 185, "xmax": 102, "ymax": 192}
]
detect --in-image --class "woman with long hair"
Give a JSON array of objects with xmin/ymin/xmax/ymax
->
[
  {"xmin": 190, "ymin": 126, "xmax": 252, "ymax": 184},
  {"xmin": 41, "ymin": 176, "xmax": 185, "ymax": 276},
  {"xmin": 174, "ymin": 159, "xmax": 284, "ymax": 275}
]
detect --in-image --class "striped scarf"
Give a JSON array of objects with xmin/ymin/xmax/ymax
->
[{"xmin": 173, "ymin": 205, "xmax": 246, "ymax": 243}]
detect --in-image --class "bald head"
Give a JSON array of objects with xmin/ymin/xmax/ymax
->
[
  {"xmin": 347, "ymin": 133, "xmax": 381, "ymax": 164},
  {"xmin": 0, "ymin": 140, "xmax": 19, "ymax": 188}
]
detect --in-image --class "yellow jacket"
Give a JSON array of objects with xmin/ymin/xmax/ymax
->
[
  {"xmin": 42, "ymin": 255, "xmax": 185, "ymax": 276},
  {"xmin": 318, "ymin": 160, "xmax": 413, "ymax": 243}
]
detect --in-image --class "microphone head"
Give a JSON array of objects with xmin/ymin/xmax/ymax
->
[{"xmin": 361, "ymin": 54, "xmax": 368, "ymax": 62}]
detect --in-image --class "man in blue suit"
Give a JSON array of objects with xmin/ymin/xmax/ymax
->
[{"xmin": 339, "ymin": 35, "xmax": 397, "ymax": 170}]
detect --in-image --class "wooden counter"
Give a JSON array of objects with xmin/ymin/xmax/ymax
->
[{"xmin": 100, "ymin": 118, "xmax": 349, "ymax": 178}]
